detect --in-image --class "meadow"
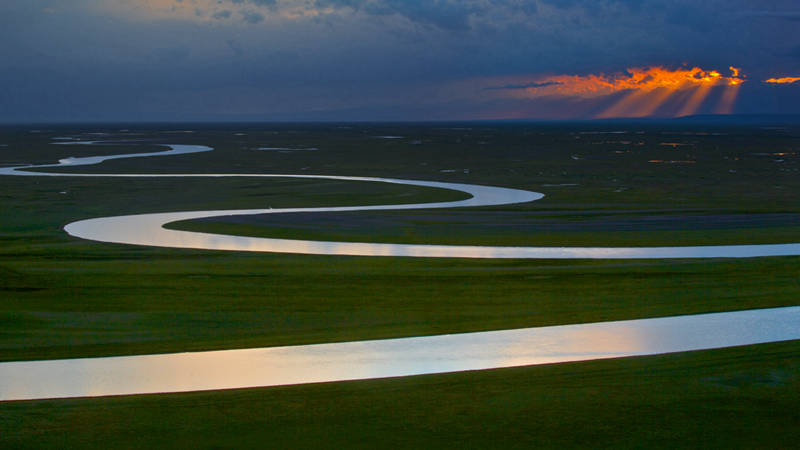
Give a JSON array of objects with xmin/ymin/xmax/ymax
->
[{"xmin": 0, "ymin": 122, "xmax": 798, "ymax": 447}]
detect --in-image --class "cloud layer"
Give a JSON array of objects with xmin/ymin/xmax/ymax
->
[{"xmin": 1, "ymin": 0, "xmax": 798, "ymax": 121}]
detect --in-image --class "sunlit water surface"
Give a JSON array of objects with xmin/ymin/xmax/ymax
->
[
  {"xmin": 0, "ymin": 142, "xmax": 798, "ymax": 401},
  {"xmin": 0, "ymin": 307, "xmax": 797, "ymax": 401},
  {"xmin": 3, "ymin": 142, "xmax": 799, "ymax": 258}
]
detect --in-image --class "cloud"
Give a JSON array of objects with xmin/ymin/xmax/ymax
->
[
  {"xmin": 480, "ymin": 66, "xmax": 747, "ymax": 118},
  {"xmin": 489, "ymin": 66, "xmax": 745, "ymax": 99},
  {"xmin": 733, "ymin": 10, "xmax": 800, "ymax": 21},
  {"xmin": 226, "ymin": 39, "xmax": 244, "ymax": 57},
  {"xmin": 764, "ymin": 76, "xmax": 800, "ymax": 84},
  {"xmin": 212, "ymin": 10, "xmax": 232, "ymax": 19},
  {"xmin": 484, "ymin": 81, "xmax": 563, "ymax": 90},
  {"xmin": 126, "ymin": 0, "xmax": 524, "ymax": 31},
  {"xmin": 359, "ymin": 1, "xmax": 486, "ymax": 31},
  {"xmin": 2, "ymin": 0, "xmax": 798, "ymax": 122},
  {"xmin": 240, "ymin": 10, "xmax": 265, "ymax": 23}
]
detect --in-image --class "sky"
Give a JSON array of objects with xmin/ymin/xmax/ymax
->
[{"xmin": 1, "ymin": 0, "xmax": 799, "ymax": 122}]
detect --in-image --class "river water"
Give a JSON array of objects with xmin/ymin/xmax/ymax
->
[
  {"xmin": 1, "ymin": 141, "xmax": 797, "ymax": 402},
  {"xmin": 2, "ymin": 307, "xmax": 797, "ymax": 401}
]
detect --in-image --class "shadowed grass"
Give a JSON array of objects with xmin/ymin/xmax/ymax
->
[
  {"xmin": 169, "ymin": 209, "xmax": 800, "ymax": 247},
  {"xmin": 1, "ymin": 124, "xmax": 799, "ymax": 361},
  {"xmin": 1, "ymin": 341, "xmax": 798, "ymax": 448},
  {"xmin": 1, "ymin": 250, "xmax": 799, "ymax": 361},
  {"xmin": 1, "ymin": 123, "xmax": 799, "ymax": 447}
]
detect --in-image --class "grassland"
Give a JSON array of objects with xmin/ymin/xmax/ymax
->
[
  {"xmin": 171, "ymin": 209, "xmax": 800, "ymax": 247},
  {"xmin": 2, "ymin": 341, "xmax": 798, "ymax": 448},
  {"xmin": 0, "ymin": 122, "xmax": 798, "ymax": 447}
]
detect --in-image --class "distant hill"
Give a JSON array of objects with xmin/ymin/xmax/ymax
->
[
  {"xmin": 669, "ymin": 114, "xmax": 800, "ymax": 125},
  {"xmin": 585, "ymin": 114, "xmax": 800, "ymax": 126},
  {"xmin": 470, "ymin": 114, "xmax": 800, "ymax": 127}
]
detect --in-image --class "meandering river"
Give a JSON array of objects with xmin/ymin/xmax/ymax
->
[
  {"xmin": 3, "ymin": 143, "xmax": 799, "ymax": 258},
  {"xmin": 0, "ymin": 141, "xmax": 797, "ymax": 401}
]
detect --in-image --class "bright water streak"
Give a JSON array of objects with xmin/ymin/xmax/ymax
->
[
  {"xmin": 1, "ymin": 142, "xmax": 799, "ymax": 401},
  {"xmin": 3, "ymin": 143, "xmax": 800, "ymax": 257},
  {"xmin": 1, "ymin": 307, "xmax": 798, "ymax": 401}
]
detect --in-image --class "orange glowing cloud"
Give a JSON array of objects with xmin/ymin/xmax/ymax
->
[
  {"xmin": 487, "ymin": 66, "xmax": 746, "ymax": 118},
  {"xmin": 765, "ymin": 77, "xmax": 800, "ymax": 84},
  {"xmin": 498, "ymin": 66, "xmax": 744, "ymax": 99}
]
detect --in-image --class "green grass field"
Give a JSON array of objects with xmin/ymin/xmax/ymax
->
[
  {"xmin": 3, "ymin": 341, "xmax": 798, "ymax": 449},
  {"xmin": 1, "ymin": 123, "xmax": 798, "ymax": 447},
  {"xmin": 170, "ymin": 209, "xmax": 800, "ymax": 247}
]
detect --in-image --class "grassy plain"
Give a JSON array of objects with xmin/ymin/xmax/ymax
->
[
  {"xmin": 2, "ymin": 341, "xmax": 798, "ymax": 449},
  {"xmin": 0, "ymin": 122, "xmax": 798, "ymax": 447}
]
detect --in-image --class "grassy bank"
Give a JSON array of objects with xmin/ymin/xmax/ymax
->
[
  {"xmin": 1, "ymin": 124, "xmax": 799, "ymax": 362},
  {"xmin": 2, "ymin": 248, "xmax": 799, "ymax": 362},
  {"xmin": 1, "ymin": 123, "xmax": 798, "ymax": 446},
  {"xmin": 2, "ymin": 340, "xmax": 798, "ymax": 448},
  {"xmin": 170, "ymin": 209, "xmax": 800, "ymax": 247}
]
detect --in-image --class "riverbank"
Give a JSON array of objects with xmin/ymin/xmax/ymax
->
[{"xmin": 3, "ymin": 340, "xmax": 798, "ymax": 448}]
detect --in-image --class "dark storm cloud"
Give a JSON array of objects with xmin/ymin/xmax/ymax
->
[
  {"xmin": 212, "ymin": 10, "xmax": 232, "ymax": 20},
  {"xmin": 312, "ymin": 0, "xmax": 539, "ymax": 31},
  {"xmin": 0, "ymin": 0, "xmax": 798, "ymax": 122},
  {"xmin": 228, "ymin": 0, "xmax": 277, "ymax": 5},
  {"xmin": 358, "ymin": 1, "xmax": 485, "ymax": 31},
  {"xmin": 240, "ymin": 10, "xmax": 265, "ymax": 24}
]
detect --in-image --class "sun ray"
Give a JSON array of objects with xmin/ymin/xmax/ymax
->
[
  {"xmin": 715, "ymin": 83, "xmax": 741, "ymax": 114},
  {"xmin": 632, "ymin": 86, "xmax": 680, "ymax": 117},
  {"xmin": 596, "ymin": 90, "xmax": 650, "ymax": 118},
  {"xmin": 487, "ymin": 65, "xmax": 745, "ymax": 118},
  {"xmin": 676, "ymin": 82, "xmax": 714, "ymax": 117}
]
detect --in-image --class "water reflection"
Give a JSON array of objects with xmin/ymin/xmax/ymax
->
[
  {"xmin": 1, "ymin": 307, "xmax": 797, "ymax": 401},
  {"xmin": 1, "ymin": 145, "xmax": 799, "ymax": 401},
  {"xmin": 64, "ymin": 214, "xmax": 800, "ymax": 258},
  {"xmin": 0, "ymin": 144, "xmax": 213, "ymax": 176},
  {"xmin": 3, "ymin": 143, "xmax": 800, "ymax": 258}
]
